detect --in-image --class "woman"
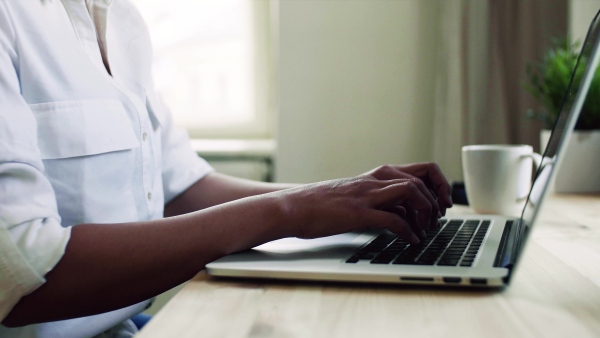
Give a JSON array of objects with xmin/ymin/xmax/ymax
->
[{"xmin": 0, "ymin": 1, "xmax": 452, "ymax": 337}]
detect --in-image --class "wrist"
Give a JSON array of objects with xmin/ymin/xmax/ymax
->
[{"xmin": 265, "ymin": 190, "xmax": 301, "ymax": 239}]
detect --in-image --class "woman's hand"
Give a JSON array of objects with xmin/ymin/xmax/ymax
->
[
  {"xmin": 364, "ymin": 162, "xmax": 453, "ymax": 213},
  {"xmin": 279, "ymin": 173, "xmax": 447, "ymax": 244}
]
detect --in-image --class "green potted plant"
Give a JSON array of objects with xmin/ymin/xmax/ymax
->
[{"xmin": 525, "ymin": 39, "xmax": 600, "ymax": 193}]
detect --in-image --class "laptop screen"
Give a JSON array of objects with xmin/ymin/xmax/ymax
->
[{"xmin": 516, "ymin": 10, "xmax": 600, "ymax": 262}]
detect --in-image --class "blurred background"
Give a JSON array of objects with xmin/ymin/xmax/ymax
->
[{"xmin": 130, "ymin": 0, "xmax": 598, "ymax": 185}]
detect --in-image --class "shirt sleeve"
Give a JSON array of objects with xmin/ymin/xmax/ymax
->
[
  {"xmin": 148, "ymin": 92, "xmax": 214, "ymax": 204},
  {"xmin": 0, "ymin": 3, "xmax": 71, "ymax": 322}
]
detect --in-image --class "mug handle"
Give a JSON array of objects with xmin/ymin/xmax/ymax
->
[
  {"xmin": 517, "ymin": 152, "xmax": 543, "ymax": 200},
  {"xmin": 523, "ymin": 152, "xmax": 542, "ymax": 172},
  {"xmin": 527, "ymin": 155, "xmax": 557, "ymax": 207}
]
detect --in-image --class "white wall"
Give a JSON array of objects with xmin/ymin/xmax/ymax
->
[
  {"xmin": 274, "ymin": 0, "xmax": 600, "ymax": 184},
  {"xmin": 570, "ymin": 0, "xmax": 600, "ymax": 42},
  {"xmin": 275, "ymin": 0, "xmax": 440, "ymax": 183}
]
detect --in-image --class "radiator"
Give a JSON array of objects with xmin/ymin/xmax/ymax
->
[
  {"xmin": 192, "ymin": 139, "xmax": 276, "ymax": 183},
  {"xmin": 205, "ymin": 158, "xmax": 271, "ymax": 182}
]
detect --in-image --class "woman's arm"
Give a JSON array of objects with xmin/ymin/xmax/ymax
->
[
  {"xmin": 3, "ymin": 192, "xmax": 288, "ymax": 327},
  {"xmin": 164, "ymin": 172, "xmax": 297, "ymax": 217},
  {"xmin": 2, "ymin": 170, "xmax": 450, "ymax": 327},
  {"xmin": 164, "ymin": 162, "xmax": 454, "ymax": 218}
]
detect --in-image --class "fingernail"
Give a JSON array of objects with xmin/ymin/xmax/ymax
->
[{"xmin": 420, "ymin": 230, "xmax": 427, "ymax": 240}]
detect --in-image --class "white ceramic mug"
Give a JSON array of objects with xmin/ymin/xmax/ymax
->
[{"xmin": 462, "ymin": 145, "xmax": 541, "ymax": 216}]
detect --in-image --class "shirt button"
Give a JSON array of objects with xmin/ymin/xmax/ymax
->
[
  {"xmin": 142, "ymin": 132, "xmax": 148, "ymax": 141},
  {"xmin": 147, "ymin": 192, "xmax": 152, "ymax": 200}
]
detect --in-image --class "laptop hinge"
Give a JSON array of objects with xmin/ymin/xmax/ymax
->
[{"xmin": 494, "ymin": 220, "xmax": 521, "ymax": 270}]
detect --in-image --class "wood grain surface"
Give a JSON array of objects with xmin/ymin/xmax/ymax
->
[{"xmin": 137, "ymin": 194, "xmax": 600, "ymax": 338}]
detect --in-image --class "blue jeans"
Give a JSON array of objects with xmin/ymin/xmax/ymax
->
[{"xmin": 131, "ymin": 313, "xmax": 153, "ymax": 330}]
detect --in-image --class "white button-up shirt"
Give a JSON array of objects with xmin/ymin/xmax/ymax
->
[{"xmin": 0, "ymin": 0, "xmax": 213, "ymax": 337}]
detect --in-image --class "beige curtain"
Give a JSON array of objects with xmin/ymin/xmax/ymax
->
[{"xmin": 433, "ymin": 0, "xmax": 568, "ymax": 180}]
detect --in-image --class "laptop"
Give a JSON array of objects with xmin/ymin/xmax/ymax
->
[{"xmin": 207, "ymin": 10, "xmax": 600, "ymax": 288}]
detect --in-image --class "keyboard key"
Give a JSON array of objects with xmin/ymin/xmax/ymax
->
[
  {"xmin": 346, "ymin": 256, "xmax": 359, "ymax": 263},
  {"xmin": 438, "ymin": 259, "xmax": 459, "ymax": 266},
  {"xmin": 416, "ymin": 259, "xmax": 436, "ymax": 265},
  {"xmin": 393, "ymin": 259, "xmax": 420, "ymax": 265},
  {"xmin": 373, "ymin": 232, "xmax": 397, "ymax": 241},
  {"xmin": 371, "ymin": 256, "xmax": 396, "ymax": 264}
]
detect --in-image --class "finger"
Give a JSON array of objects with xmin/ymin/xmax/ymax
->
[
  {"xmin": 383, "ymin": 205, "xmax": 407, "ymax": 219},
  {"xmin": 403, "ymin": 207, "xmax": 426, "ymax": 240},
  {"xmin": 405, "ymin": 178, "xmax": 440, "ymax": 231},
  {"xmin": 372, "ymin": 181, "xmax": 434, "ymax": 232},
  {"xmin": 366, "ymin": 209, "xmax": 420, "ymax": 244},
  {"xmin": 367, "ymin": 178, "xmax": 411, "ymax": 206},
  {"xmin": 376, "ymin": 178, "xmax": 439, "ymax": 231},
  {"xmin": 366, "ymin": 164, "xmax": 413, "ymax": 181},
  {"xmin": 369, "ymin": 178, "xmax": 425, "ymax": 205},
  {"xmin": 412, "ymin": 163, "xmax": 453, "ymax": 211},
  {"xmin": 374, "ymin": 164, "xmax": 451, "ymax": 216}
]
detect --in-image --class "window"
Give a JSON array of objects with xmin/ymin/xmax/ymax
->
[{"xmin": 130, "ymin": 0, "xmax": 272, "ymax": 139}]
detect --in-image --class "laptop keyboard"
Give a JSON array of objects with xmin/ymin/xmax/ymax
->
[{"xmin": 345, "ymin": 219, "xmax": 490, "ymax": 267}]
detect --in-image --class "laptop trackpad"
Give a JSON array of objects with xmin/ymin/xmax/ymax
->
[
  {"xmin": 210, "ymin": 232, "xmax": 374, "ymax": 264},
  {"xmin": 252, "ymin": 232, "xmax": 365, "ymax": 254}
]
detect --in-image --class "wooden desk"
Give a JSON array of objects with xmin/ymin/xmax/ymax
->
[{"xmin": 138, "ymin": 194, "xmax": 600, "ymax": 338}]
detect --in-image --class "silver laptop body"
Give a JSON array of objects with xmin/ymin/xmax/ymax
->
[{"xmin": 207, "ymin": 11, "xmax": 600, "ymax": 288}]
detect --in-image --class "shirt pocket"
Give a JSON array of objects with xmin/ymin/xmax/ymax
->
[
  {"xmin": 29, "ymin": 100, "xmax": 139, "ymax": 159},
  {"xmin": 29, "ymin": 100, "xmax": 141, "ymax": 226}
]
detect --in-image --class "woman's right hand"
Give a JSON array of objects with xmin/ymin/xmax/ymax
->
[{"xmin": 277, "ymin": 175, "xmax": 442, "ymax": 244}]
